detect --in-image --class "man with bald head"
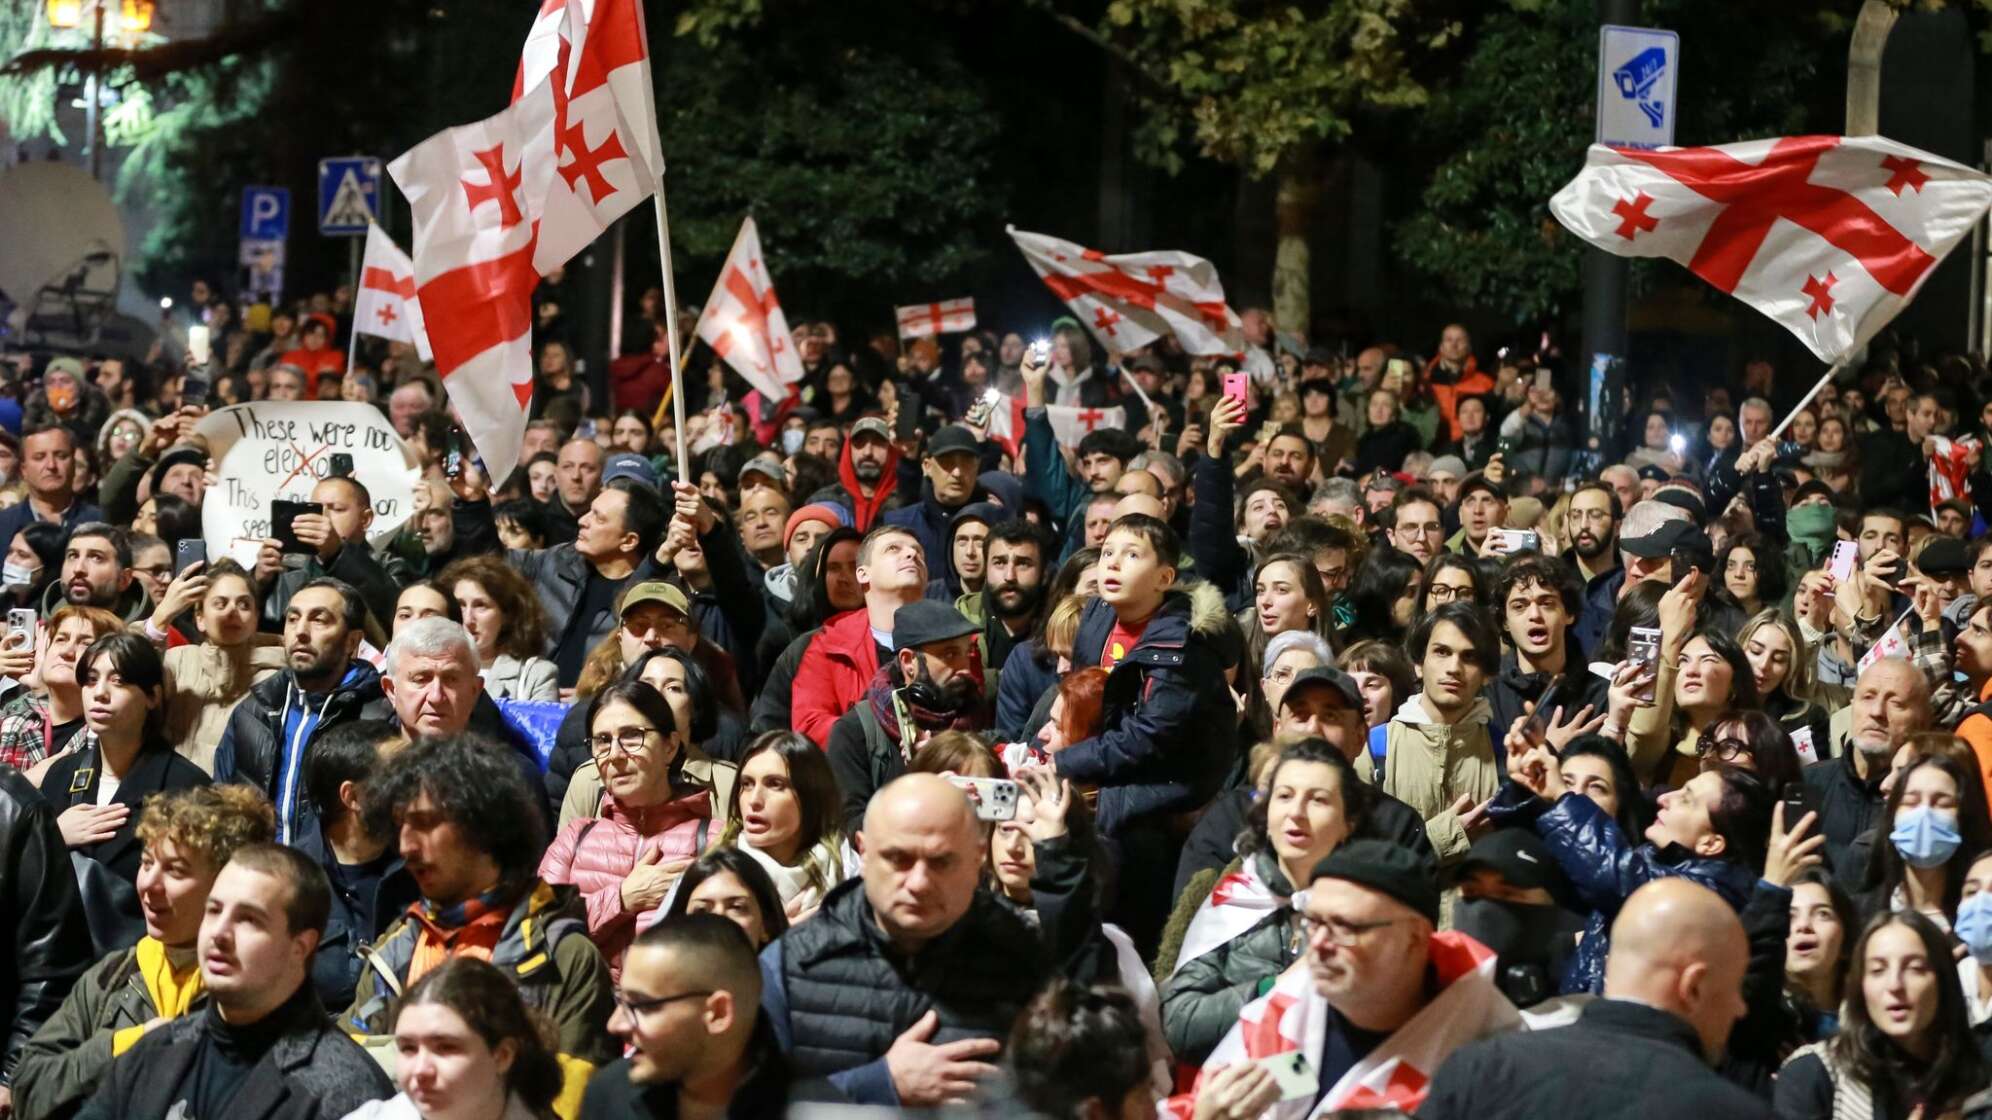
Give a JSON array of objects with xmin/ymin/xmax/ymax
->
[
  {"xmin": 756, "ymin": 774, "xmax": 1057, "ymax": 1106},
  {"xmin": 1420, "ymin": 880, "xmax": 1769, "ymax": 1119},
  {"xmin": 1806, "ymin": 656, "xmax": 1932, "ymax": 881}
]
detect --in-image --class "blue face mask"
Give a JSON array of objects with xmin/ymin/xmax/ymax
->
[
  {"xmin": 1889, "ymin": 805, "xmax": 1963, "ymax": 869},
  {"xmin": 1956, "ymin": 893, "xmax": 1992, "ymax": 964}
]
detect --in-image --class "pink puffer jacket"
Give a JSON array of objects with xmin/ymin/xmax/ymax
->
[{"xmin": 538, "ymin": 788, "xmax": 713, "ymax": 977}]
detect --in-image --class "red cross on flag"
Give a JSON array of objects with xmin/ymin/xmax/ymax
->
[
  {"xmin": 389, "ymin": 0, "xmax": 666, "ymax": 484},
  {"xmin": 352, "ymin": 224, "xmax": 433, "ymax": 363},
  {"xmin": 895, "ymin": 298, "xmax": 977, "ymax": 339},
  {"xmin": 695, "ymin": 217, "xmax": 804, "ymax": 402},
  {"xmin": 1008, "ymin": 226, "xmax": 1246, "ymax": 357},
  {"xmin": 1550, "ymin": 135, "xmax": 1992, "ymax": 365}
]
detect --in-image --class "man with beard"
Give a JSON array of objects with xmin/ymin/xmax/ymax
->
[
  {"xmin": 1566, "ymin": 482, "xmax": 1621, "ymax": 591},
  {"xmin": 957, "ymin": 520, "xmax": 1046, "ymax": 699},
  {"xmin": 1263, "ymin": 425, "xmax": 1319, "ymax": 501},
  {"xmin": 40, "ymin": 523, "xmax": 148, "ymax": 622},
  {"xmin": 213, "ymin": 579, "xmax": 389, "ymax": 844},
  {"xmin": 835, "ymin": 418, "xmax": 901, "ymax": 533},
  {"xmin": 825, "ymin": 601, "xmax": 988, "ymax": 825},
  {"xmin": 1803, "ymin": 657, "xmax": 1930, "ymax": 885}
]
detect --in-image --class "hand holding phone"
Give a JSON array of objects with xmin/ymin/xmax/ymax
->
[{"xmin": 1222, "ymin": 372, "xmax": 1249, "ymax": 408}]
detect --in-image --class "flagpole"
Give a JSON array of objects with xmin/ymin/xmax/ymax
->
[
  {"xmin": 1768, "ymin": 360, "xmax": 1846, "ymax": 441},
  {"xmin": 650, "ymin": 168, "xmax": 690, "ymax": 482}
]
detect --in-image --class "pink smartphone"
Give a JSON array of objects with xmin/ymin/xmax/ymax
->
[{"xmin": 1222, "ymin": 372, "xmax": 1248, "ymax": 406}]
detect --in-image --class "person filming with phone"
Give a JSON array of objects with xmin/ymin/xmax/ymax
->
[{"xmin": 256, "ymin": 474, "xmax": 400, "ymax": 638}]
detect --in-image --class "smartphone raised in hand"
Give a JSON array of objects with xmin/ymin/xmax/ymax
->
[{"xmin": 271, "ymin": 500, "xmax": 323, "ymax": 556}]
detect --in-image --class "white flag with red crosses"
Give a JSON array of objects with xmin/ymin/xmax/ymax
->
[
  {"xmin": 1549, "ymin": 135, "xmax": 1992, "ymax": 365},
  {"xmin": 1857, "ymin": 609, "xmax": 1918, "ymax": 677},
  {"xmin": 1008, "ymin": 226, "xmax": 1246, "ymax": 357},
  {"xmin": 983, "ymin": 392, "xmax": 1123, "ymax": 459},
  {"xmin": 694, "ymin": 217, "xmax": 804, "ymax": 403},
  {"xmin": 389, "ymin": 0, "xmax": 663, "ymax": 485},
  {"xmin": 352, "ymin": 224, "xmax": 433, "ymax": 362},
  {"xmin": 895, "ymin": 298, "xmax": 976, "ymax": 339}
]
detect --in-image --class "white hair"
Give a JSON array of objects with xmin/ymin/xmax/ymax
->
[
  {"xmin": 1263, "ymin": 630, "xmax": 1334, "ymax": 678},
  {"xmin": 384, "ymin": 616, "xmax": 480, "ymax": 677}
]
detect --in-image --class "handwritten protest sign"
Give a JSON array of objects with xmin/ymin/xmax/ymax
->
[{"xmin": 195, "ymin": 402, "xmax": 421, "ymax": 566}]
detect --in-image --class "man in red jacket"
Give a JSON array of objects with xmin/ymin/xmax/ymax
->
[
  {"xmin": 835, "ymin": 418, "xmax": 900, "ymax": 532},
  {"xmin": 791, "ymin": 525, "xmax": 927, "ymax": 746}
]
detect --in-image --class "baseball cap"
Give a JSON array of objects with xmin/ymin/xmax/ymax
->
[
  {"xmin": 928, "ymin": 426, "xmax": 980, "ymax": 459},
  {"xmin": 1307, "ymin": 839, "xmax": 1440, "ymax": 926},
  {"xmin": 602, "ymin": 451, "xmax": 657, "ymax": 488},
  {"xmin": 737, "ymin": 453, "xmax": 785, "ymax": 486},
  {"xmin": 1455, "ymin": 829, "xmax": 1564, "ymax": 894},
  {"xmin": 1455, "ymin": 471, "xmax": 1506, "ymax": 504},
  {"xmin": 44, "ymin": 357, "xmax": 83, "ymax": 380},
  {"xmin": 1636, "ymin": 463, "xmax": 1671, "ymax": 483},
  {"xmin": 1791, "ymin": 479, "xmax": 1837, "ymax": 506},
  {"xmin": 1279, "ymin": 667, "xmax": 1363, "ymax": 712},
  {"xmin": 1917, "ymin": 535, "xmax": 1970, "ymax": 577},
  {"xmin": 1619, "ymin": 518, "xmax": 1702, "ymax": 559},
  {"xmin": 618, "ymin": 581, "xmax": 689, "ymax": 620},
  {"xmin": 850, "ymin": 417, "xmax": 891, "ymax": 444},
  {"xmin": 892, "ymin": 600, "xmax": 978, "ymax": 652}
]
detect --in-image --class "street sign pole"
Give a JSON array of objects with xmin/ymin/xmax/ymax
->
[{"xmin": 1582, "ymin": 6, "xmax": 1676, "ymax": 464}]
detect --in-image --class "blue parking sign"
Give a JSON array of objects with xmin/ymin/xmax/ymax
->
[
  {"xmin": 240, "ymin": 187, "xmax": 290, "ymax": 241},
  {"xmin": 318, "ymin": 156, "xmax": 381, "ymax": 236}
]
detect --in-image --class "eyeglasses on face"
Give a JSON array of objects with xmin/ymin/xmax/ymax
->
[
  {"xmin": 590, "ymin": 726, "xmax": 657, "ymax": 759},
  {"xmin": 1296, "ymin": 911, "xmax": 1410, "ymax": 948},
  {"xmin": 1696, "ymin": 736, "xmax": 1752, "ymax": 763},
  {"xmin": 614, "ymin": 988, "xmax": 713, "ymax": 1016}
]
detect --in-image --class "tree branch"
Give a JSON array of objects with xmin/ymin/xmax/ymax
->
[
  {"xmin": 1, "ymin": 6, "xmax": 304, "ymax": 81},
  {"xmin": 1022, "ymin": 0, "xmax": 1185, "ymax": 105}
]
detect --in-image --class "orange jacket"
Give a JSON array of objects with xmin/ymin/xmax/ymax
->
[
  {"xmin": 1958, "ymin": 675, "xmax": 1992, "ymax": 801},
  {"xmin": 1424, "ymin": 355, "xmax": 1494, "ymax": 444}
]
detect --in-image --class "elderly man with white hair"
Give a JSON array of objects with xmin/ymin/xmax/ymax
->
[{"xmin": 381, "ymin": 615, "xmax": 556, "ymax": 829}]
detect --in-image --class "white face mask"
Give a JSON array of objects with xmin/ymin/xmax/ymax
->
[
  {"xmin": 780, "ymin": 428, "xmax": 806, "ymax": 456},
  {"xmin": 1, "ymin": 562, "xmax": 36, "ymax": 589}
]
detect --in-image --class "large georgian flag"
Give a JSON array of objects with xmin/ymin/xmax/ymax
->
[
  {"xmin": 1008, "ymin": 226, "xmax": 1247, "ymax": 357},
  {"xmin": 895, "ymin": 298, "xmax": 976, "ymax": 339},
  {"xmin": 353, "ymin": 224, "xmax": 433, "ymax": 362},
  {"xmin": 694, "ymin": 217, "xmax": 805, "ymax": 403},
  {"xmin": 1550, "ymin": 135, "xmax": 1992, "ymax": 365},
  {"xmin": 390, "ymin": 0, "xmax": 663, "ymax": 483}
]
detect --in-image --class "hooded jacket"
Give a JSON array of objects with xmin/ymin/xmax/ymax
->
[
  {"xmin": 1486, "ymin": 783, "xmax": 1758, "ymax": 995},
  {"xmin": 835, "ymin": 435, "xmax": 901, "ymax": 532},
  {"xmin": 885, "ymin": 481, "xmax": 988, "ymax": 597},
  {"xmin": 35, "ymin": 573, "xmax": 148, "ymax": 624},
  {"xmin": 1375, "ymin": 692, "xmax": 1499, "ymax": 866},
  {"xmin": 1054, "ymin": 583, "xmax": 1236, "ymax": 835}
]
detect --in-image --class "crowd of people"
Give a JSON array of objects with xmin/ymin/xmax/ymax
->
[{"xmin": 6, "ymin": 278, "xmax": 1992, "ymax": 1120}]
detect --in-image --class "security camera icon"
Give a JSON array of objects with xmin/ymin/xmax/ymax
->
[{"xmin": 1613, "ymin": 46, "xmax": 1669, "ymax": 128}]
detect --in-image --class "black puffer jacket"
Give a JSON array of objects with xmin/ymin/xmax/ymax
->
[
  {"xmin": 0, "ymin": 765, "xmax": 90, "ymax": 1087},
  {"xmin": 759, "ymin": 877, "xmax": 1053, "ymax": 1104},
  {"xmin": 211, "ymin": 664, "xmax": 389, "ymax": 799}
]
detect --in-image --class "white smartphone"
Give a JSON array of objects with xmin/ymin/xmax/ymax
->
[
  {"xmin": 1828, "ymin": 540, "xmax": 1858, "ymax": 582},
  {"xmin": 188, "ymin": 324, "xmax": 211, "ymax": 368},
  {"xmin": 1628, "ymin": 626, "xmax": 1663, "ymax": 704},
  {"xmin": 1252, "ymin": 1049, "xmax": 1320, "ymax": 1102},
  {"xmin": 946, "ymin": 776, "xmax": 1018, "ymax": 822},
  {"xmin": 6, "ymin": 608, "xmax": 33, "ymax": 651},
  {"xmin": 1491, "ymin": 528, "xmax": 1540, "ymax": 555}
]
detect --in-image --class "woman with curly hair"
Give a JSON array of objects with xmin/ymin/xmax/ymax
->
[
  {"xmin": 438, "ymin": 555, "xmax": 558, "ymax": 702},
  {"xmin": 13, "ymin": 785, "xmax": 275, "ymax": 1119}
]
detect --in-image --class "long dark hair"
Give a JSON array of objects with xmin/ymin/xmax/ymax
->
[
  {"xmin": 661, "ymin": 847, "xmax": 790, "ymax": 947},
  {"xmin": 719, "ymin": 731, "xmax": 844, "ymax": 894},
  {"xmin": 625, "ymin": 646, "xmax": 717, "ymax": 744},
  {"xmin": 1703, "ymin": 709, "xmax": 1802, "ymax": 795},
  {"xmin": 1861, "ymin": 753, "xmax": 1992, "ymax": 922},
  {"xmin": 586, "ymin": 681, "xmax": 686, "ymax": 792},
  {"xmin": 1008, "ymin": 981, "xmax": 1153, "ymax": 1120},
  {"xmin": 1344, "ymin": 546, "xmax": 1422, "ymax": 646},
  {"xmin": 1831, "ymin": 910, "xmax": 1990, "ymax": 1114},
  {"xmin": 1785, "ymin": 866, "xmax": 1858, "ymax": 1014},
  {"xmin": 395, "ymin": 958, "xmax": 563, "ymax": 1113}
]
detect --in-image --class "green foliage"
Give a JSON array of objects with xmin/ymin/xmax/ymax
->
[
  {"xmin": 1099, "ymin": 0, "xmax": 1462, "ymax": 177},
  {"xmin": 1392, "ymin": 0, "xmax": 1829, "ymax": 324},
  {"xmin": 653, "ymin": 5, "xmax": 1004, "ymax": 312}
]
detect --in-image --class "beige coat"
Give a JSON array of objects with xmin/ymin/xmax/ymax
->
[
  {"xmin": 1379, "ymin": 693, "xmax": 1499, "ymax": 867},
  {"xmin": 164, "ymin": 638, "xmax": 287, "ymax": 774}
]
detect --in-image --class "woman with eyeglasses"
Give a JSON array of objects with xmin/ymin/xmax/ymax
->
[
  {"xmin": 1158, "ymin": 741, "xmax": 1369, "ymax": 1064},
  {"xmin": 556, "ymin": 647, "xmax": 743, "ymax": 827},
  {"xmin": 1417, "ymin": 552, "xmax": 1485, "ymax": 621},
  {"xmin": 1776, "ymin": 911, "xmax": 1991, "ymax": 1120},
  {"xmin": 1855, "ymin": 753, "xmax": 1992, "ymax": 932},
  {"xmin": 659, "ymin": 846, "xmax": 790, "ymax": 949},
  {"xmin": 537, "ymin": 680, "xmax": 738, "ymax": 979},
  {"xmin": 1679, "ymin": 710, "xmax": 1804, "ymax": 795}
]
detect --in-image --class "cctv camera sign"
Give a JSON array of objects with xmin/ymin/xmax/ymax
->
[
  {"xmin": 195, "ymin": 402, "xmax": 422, "ymax": 566},
  {"xmin": 1597, "ymin": 25, "xmax": 1678, "ymax": 150}
]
